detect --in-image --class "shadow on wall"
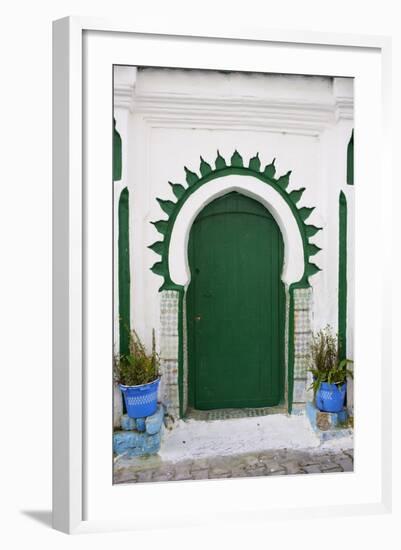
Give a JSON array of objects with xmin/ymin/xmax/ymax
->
[{"xmin": 20, "ymin": 510, "xmax": 52, "ymax": 529}]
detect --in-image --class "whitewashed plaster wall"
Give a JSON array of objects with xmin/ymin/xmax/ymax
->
[{"xmin": 113, "ymin": 67, "xmax": 354, "ymax": 361}]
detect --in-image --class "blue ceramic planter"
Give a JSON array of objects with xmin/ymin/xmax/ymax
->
[
  {"xmin": 316, "ymin": 381, "xmax": 346, "ymax": 413},
  {"xmin": 120, "ymin": 378, "xmax": 160, "ymax": 418}
]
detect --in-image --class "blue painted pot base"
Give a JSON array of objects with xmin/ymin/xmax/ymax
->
[{"xmin": 113, "ymin": 405, "xmax": 164, "ymax": 456}]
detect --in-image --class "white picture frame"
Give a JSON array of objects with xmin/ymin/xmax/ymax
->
[{"xmin": 52, "ymin": 16, "xmax": 392, "ymax": 534}]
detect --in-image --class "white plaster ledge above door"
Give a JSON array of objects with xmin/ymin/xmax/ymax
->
[
  {"xmin": 114, "ymin": 66, "xmax": 137, "ymax": 110},
  {"xmin": 130, "ymin": 70, "xmax": 353, "ymax": 132},
  {"xmin": 132, "ymin": 95, "xmax": 338, "ymax": 135}
]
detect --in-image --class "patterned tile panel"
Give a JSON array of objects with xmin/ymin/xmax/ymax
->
[
  {"xmin": 293, "ymin": 287, "xmax": 313, "ymax": 310},
  {"xmin": 160, "ymin": 291, "xmax": 179, "ymax": 337},
  {"xmin": 160, "ymin": 360, "xmax": 179, "ymax": 385},
  {"xmin": 294, "ymin": 308, "xmax": 311, "ymax": 333},
  {"xmin": 182, "ymin": 295, "xmax": 189, "ymax": 414},
  {"xmin": 160, "ymin": 335, "xmax": 179, "ymax": 361},
  {"xmin": 293, "ymin": 355, "xmax": 310, "ymax": 378},
  {"xmin": 160, "ymin": 291, "xmax": 180, "ymax": 417},
  {"xmin": 293, "ymin": 379, "xmax": 308, "ymax": 403},
  {"xmin": 294, "ymin": 333, "xmax": 311, "ymax": 357},
  {"xmin": 293, "ymin": 287, "xmax": 313, "ymax": 382}
]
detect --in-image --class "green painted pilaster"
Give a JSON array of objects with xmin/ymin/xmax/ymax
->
[
  {"xmin": 347, "ymin": 130, "xmax": 354, "ymax": 186},
  {"xmin": 338, "ymin": 191, "xmax": 347, "ymax": 360},
  {"xmin": 113, "ymin": 118, "xmax": 122, "ymax": 181},
  {"xmin": 118, "ymin": 188, "xmax": 130, "ymax": 356}
]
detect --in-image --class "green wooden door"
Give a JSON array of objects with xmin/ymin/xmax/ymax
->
[{"xmin": 187, "ymin": 192, "xmax": 285, "ymax": 410}]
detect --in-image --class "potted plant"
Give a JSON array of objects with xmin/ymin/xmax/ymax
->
[
  {"xmin": 308, "ymin": 326, "xmax": 353, "ymax": 413},
  {"xmin": 114, "ymin": 329, "xmax": 161, "ymax": 418}
]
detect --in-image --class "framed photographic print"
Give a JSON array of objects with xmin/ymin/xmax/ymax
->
[{"xmin": 53, "ymin": 17, "xmax": 392, "ymax": 534}]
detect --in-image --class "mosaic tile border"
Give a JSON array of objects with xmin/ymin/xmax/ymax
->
[
  {"xmin": 186, "ymin": 406, "xmax": 287, "ymax": 421},
  {"xmin": 160, "ymin": 290, "xmax": 180, "ymax": 419},
  {"xmin": 292, "ymin": 287, "xmax": 313, "ymax": 403}
]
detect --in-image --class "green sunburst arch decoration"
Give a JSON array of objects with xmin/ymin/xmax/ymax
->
[{"xmin": 149, "ymin": 150, "xmax": 322, "ymax": 291}]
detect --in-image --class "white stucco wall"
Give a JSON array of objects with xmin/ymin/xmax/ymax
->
[{"xmin": 114, "ymin": 67, "xmax": 354, "ymax": 360}]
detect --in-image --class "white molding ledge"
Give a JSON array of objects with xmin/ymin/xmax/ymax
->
[
  {"xmin": 114, "ymin": 83, "xmax": 135, "ymax": 109},
  {"xmin": 333, "ymin": 77, "xmax": 354, "ymax": 121},
  {"xmin": 114, "ymin": 69, "xmax": 354, "ymax": 129},
  {"xmin": 131, "ymin": 94, "xmax": 352, "ymax": 135},
  {"xmin": 135, "ymin": 95, "xmax": 337, "ymax": 133},
  {"xmin": 114, "ymin": 66, "xmax": 137, "ymax": 109}
]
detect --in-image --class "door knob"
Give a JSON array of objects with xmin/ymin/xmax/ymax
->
[{"xmin": 194, "ymin": 315, "xmax": 201, "ymax": 321}]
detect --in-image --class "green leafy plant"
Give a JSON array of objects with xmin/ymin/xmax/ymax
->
[
  {"xmin": 114, "ymin": 329, "xmax": 160, "ymax": 386},
  {"xmin": 308, "ymin": 325, "xmax": 353, "ymax": 395}
]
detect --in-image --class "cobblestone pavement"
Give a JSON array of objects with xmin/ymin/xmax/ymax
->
[{"xmin": 114, "ymin": 447, "xmax": 353, "ymax": 484}]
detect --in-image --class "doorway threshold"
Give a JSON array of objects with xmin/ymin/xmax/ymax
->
[{"xmin": 185, "ymin": 405, "xmax": 287, "ymax": 422}]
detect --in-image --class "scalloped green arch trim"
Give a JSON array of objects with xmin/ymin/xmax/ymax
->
[
  {"xmin": 150, "ymin": 150, "xmax": 322, "ymax": 415},
  {"xmin": 149, "ymin": 151, "xmax": 322, "ymax": 291}
]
